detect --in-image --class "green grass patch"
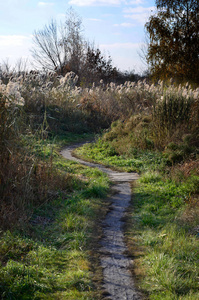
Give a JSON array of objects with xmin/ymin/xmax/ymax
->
[
  {"xmin": 76, "ymin": 136, "xmax": 199, "ymax": 299},
  {"xmin": 130, "ymin": 174, "xmax": 199, "ymax": 299},
  {"xmin": 75, "ymin": 138, "xmax": 166, "ymax": 173},
  {"xmin": 0, "ymin": 135, "xmax": 110, "ymax": 299},
  {"xmin": 129, "ymin": 176, "xmax": 199, "ymax": 299}
]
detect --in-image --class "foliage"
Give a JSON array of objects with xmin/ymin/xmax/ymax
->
[
  {"xmin": 145, "ymin": 0, "xmax": 199, "ymax": 83},
  {"xmin": 153, "ymin": 93, "xmax": 193, "ymax": 130}
]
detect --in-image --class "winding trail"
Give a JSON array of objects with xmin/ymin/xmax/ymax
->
[{"xmin": 61, "ymin": 142, "xmax": 142, "ymax": 300}]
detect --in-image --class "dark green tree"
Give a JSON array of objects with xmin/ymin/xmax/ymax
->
[
  {"xmin": 145, "ymin": 0, "xmax": 199, "ymax": 83},
  {"xmin": 81, "ymin": 45, "xmax": 118, "ymax": 85}
]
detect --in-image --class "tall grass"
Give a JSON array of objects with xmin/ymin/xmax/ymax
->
[
  {"xmin": 1, "ymin": 72, "xmax": 198, "ymax": 225},
  {"xmin": 0, "ymin": 72, "xmax": 92, "ymax": 228}
]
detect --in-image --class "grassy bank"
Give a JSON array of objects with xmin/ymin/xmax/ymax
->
[
  {"xmin": 128, "ymin": 171, "xmax": 199, "ymax": 299},
  {"xmin": 75, "ymin": 128, "xmax": 199, "ymax": 299},
  {"xmin": 0, "ymin": 135, "xmax": 110, "ymax": 299}
]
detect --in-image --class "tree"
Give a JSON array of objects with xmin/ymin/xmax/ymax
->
[
  {"xmin": 32, "ymin": 19, "xmax": 65, "ymax": 72},
  {"xmin": 59, "ymin": 8, "xmax": 85, "ymax": 75},
  {"xmin": 32, "ymin": 8, "xmax": 118, "ymax": 85},
  {"xmin": 32, "ymin": 8, "xmax": 84, "ymax": 75},
  {"xmin": 145, "ymin": 0, "xmax": 199, "ymax": 83},
  {"xmin": 82, "ymin": 44, "xmax": 118, "ymax": 84}
]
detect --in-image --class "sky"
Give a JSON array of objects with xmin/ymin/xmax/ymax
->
[{"xmin": 0, "ymin": 0, "xmax": 155, "ymax": 74}]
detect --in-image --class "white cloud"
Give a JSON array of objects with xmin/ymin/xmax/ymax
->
[
  {"xmin": 0, "ymin": 35, "xmax": 31, "ymax": 47},
  {"xmin": 128, "ymin": 0, "xmax": 144, "ymax": 4},
  {"xmin": 68, "ymin": 0, "xmax": 124, "ymax": 6},
  {"xmin": 68, "ymin": 0, "xmax": 144, "ymax": 5},
  {"xmin": 114, "ymin": 22, "xmax": 135, "ymax": 27},
  {"xmin": 38, "ymin": 2, "xmax": 54, "ymax": 7},
  {"xmin": 124, "ymin": 6, "xmax": 155, "ymax": 24},
  {"xmin": 0, "ymin": 35, "xmax": 32, "ymax": 67},
  {"xmin": 87, "ymin": 18, "xmax": 102, "ymax": 21}
]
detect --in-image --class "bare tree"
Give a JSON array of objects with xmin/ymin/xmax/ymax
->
[
  {"xmin": 31, "ymin": 8, "xmax": 118, "ymax": 84},
  {"xmin": 1, "ymin": 58, "xmax": 12, "ymax": 73},
  {"xmin": 15, "ymin": 58, "xmax": 29, "ymax": 74},
  {"xmin": 32, "ymin": 19, "xmax": 66, "ymax": 72},
  {"xmin": 61, "ymin": 8, "xmax": 85, "ymax": 75},
  {"xmin": 31, "ymin": 8, "xmax": 85, "ymax": 75}
]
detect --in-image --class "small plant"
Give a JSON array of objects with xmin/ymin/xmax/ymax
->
[{"xmin": 139, "ymin": 171, "xmax": 162, "ymax": 183}]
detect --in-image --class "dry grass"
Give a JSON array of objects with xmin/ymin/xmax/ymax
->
[{"xmin": 0, "ymin": 148, "xmax": 74, "ymax": 228}]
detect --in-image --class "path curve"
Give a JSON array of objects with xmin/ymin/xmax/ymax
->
[{"xmin": 61, "ymin": 142, "xmax": 142, "ymax": 300}]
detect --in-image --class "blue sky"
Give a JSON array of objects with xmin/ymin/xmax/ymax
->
[{"xmin": 0, "ymin": 0, "xmax": 155, "ymax": 73}]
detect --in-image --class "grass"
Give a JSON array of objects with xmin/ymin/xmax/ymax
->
[
  {"xmin": 0, "ymin": 135, "xmax": 110, "ymax": 299},
  {"xmin": 75, "ymin": 138, "xmax": 166, "ymax": 173},
  {"xmin": 75, "ymin": 135, "xmax": 199, "ymax": 299},
  {"xmin": 128, "ymin": 175, "xmax": 199, "ymax": 299}
]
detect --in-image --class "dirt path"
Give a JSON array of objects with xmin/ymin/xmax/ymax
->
[{"xmin": 61, "ymin": 142, "xmax": 142, "ymax": 300}]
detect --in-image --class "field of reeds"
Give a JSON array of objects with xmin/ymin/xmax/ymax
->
[{"xmin": 0, "ymin": 70, "xmax": 199, "ymax": 299}]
